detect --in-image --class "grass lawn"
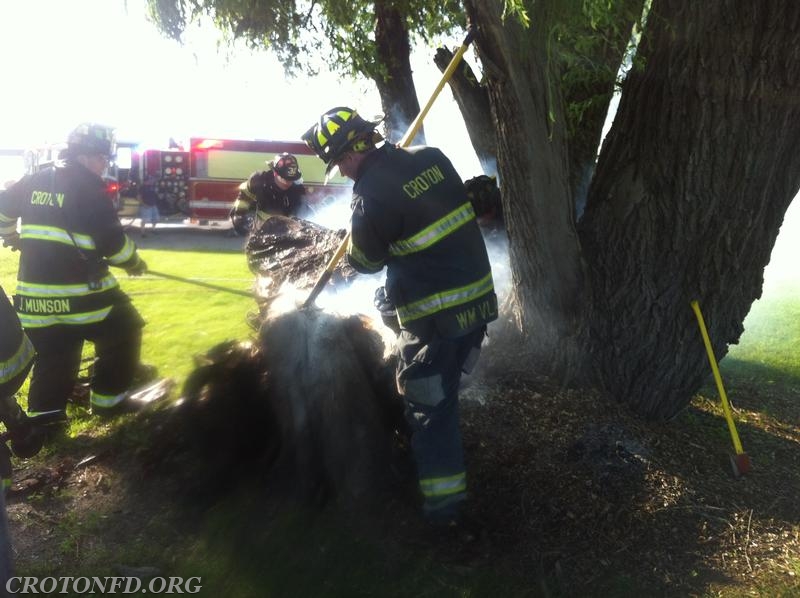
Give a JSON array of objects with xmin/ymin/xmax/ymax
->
[
  {"xmin": 1, "ymin": 244, "xmax": 255, "ymax": 407},
  {"xmin": 724, "ymin": 279, "xmax": 800, "ymax": 392},
  {"xmin": 123, "ymin": 248, "xmax": 255, "ymax": 384}
]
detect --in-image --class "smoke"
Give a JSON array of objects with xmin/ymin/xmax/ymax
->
[
  {"xmin": 482, "ymin": 230, "xmax": 512, "ymax": 307},
  {"xmin": 259, "ymin": 299, "xmax": 404, "ymax": 504},
  {"xmin": 264, "ymin": 224, "xmax": 516, "ymax": 410},
  {"xmin": 304, "ymin": 191, "xmax": 353, "ymax": 230}
]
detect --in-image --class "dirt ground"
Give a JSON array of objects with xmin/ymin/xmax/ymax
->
[
  {"xmin": 4, "ymin": 226, "xmax": 799, "ymax": 597},
  {"xmin": 7, "ymin": 359, "xmax": 799, "ymax": 596}
]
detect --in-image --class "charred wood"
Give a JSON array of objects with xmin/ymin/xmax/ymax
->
[{"xmin": 246, "ymin": 216, "xmax": 358, "ymax": 302}]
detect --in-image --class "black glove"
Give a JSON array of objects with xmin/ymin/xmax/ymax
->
[
  {"xmin": 374, "ymin": 286, "xmax": 401, "ymax": 335},
  {"xmin": 126, "ymin": 256, "xmax": 147, "ymax": 277},
  {"xmin": 464, "ymin": 175, "xmax": 501, "ymax": 219},
  {"xmin": 2, "ymin": 233, "xmax": 20, "ymax": 251},
  {"xmin": 231, "ymin": 212, "xmax": 253, "ymax": 236}
]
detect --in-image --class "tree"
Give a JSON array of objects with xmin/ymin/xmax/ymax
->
[
  {"xmin": 147, "ymin": 0, "xmax": 800, "ymax": 420},
  {"xmin": 145, "ymin": 0, "xmax": 465, "ymax": 142},
  {"xmin": 463, "ymin": 0, "xmax": 800, "ymax": 419}
]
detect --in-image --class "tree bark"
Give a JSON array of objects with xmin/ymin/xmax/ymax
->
[
  {"xmin": 579, "ymin": 0, "xmax": 800, "ymax": 419},
  {"xmin": 433, "ymin": 46, "xmax": 497, "ymax": 176},
  {"xmin": 374, "ymin": 0, "xmax": 424, "ymax": 144},
  {"xmin": 463, "ymin": 0, "xmax": 586, "ymax": 376}
]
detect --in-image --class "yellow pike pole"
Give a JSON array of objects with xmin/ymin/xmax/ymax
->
[
  {"xmin": 690, "ymin": 299, "xmax": 751, "ymax": 477},
  {"xmin": 302, "ymin": 27, "xmax": 476, "ymax": 309}
]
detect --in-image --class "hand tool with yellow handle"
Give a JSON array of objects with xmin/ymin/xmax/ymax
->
[{"xmin": 690, "ymin": 299, "xmax": 751, "ymax": 477}]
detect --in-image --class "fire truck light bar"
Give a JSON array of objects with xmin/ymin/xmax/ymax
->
[{"xmin": 194, "ymin": 139, "xmax": 224, "ymax": 150}]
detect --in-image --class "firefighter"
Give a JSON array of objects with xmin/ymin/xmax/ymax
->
[
  {"xmin": 302, "ymin": 107, "xmax": 499, "ymax": 527},
  {"xmin": 0, "ymin": 286, "xmax": 46, "ymax": 485},
  {"xmin": 229, "ymin": 152, "xmax": 307, "ymax": 236},
  {"xmin": 0, "ymin": 122, "xmax": 148, "ymax": 419}
]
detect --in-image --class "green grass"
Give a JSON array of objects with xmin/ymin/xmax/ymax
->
[
  {"xmin": 127, "ymin": 248, "xmax": 254, "ymax": 382},
  {"xmin": 722, "ymin": 280, "xmax": 800, "ymax": 390},
  {"xmin": 1, "ymin": 246, "xmax": 254, "ymax": 405},
  {"xmin": 2, "ymin": 244, "xmax": 255, "ymax": 454}
]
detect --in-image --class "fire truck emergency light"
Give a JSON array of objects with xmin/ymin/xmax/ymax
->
[{"xmin": 194, "ymin": 139, "xmax": 224, "ymax": 150}]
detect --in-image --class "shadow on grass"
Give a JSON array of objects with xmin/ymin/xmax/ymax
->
[
  {"xmin": 90, "ymin": 409, "xmax": 544, "ymax": 598},
  {"xmin": 718, "ymin": 357, "xmax": 800, "ymax": 426},
  {"xmin": 173, "ymin": 492, "xmax": 541, "ymax": 598}
]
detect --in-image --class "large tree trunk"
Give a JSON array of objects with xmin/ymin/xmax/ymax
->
[
  {"xmin": 463, "ymin": 1, "xmax": 585, "ymax": 374},
  {"xmin": 579, "ymin": 0, "xmax": 800, "ymax": 419},
  {"xmin": 373, "ymin": 0, "xmax": 423, "ymax": 144},
  {"xmin": 433, "ymin": 46, "xmax": 497, "ymax": 176}
]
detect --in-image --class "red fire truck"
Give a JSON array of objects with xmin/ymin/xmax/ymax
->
[{"xmin": 117, "ymin": 137, "xmax": 352, "ymax": 223}]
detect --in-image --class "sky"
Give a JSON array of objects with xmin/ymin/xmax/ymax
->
[
  {"xmin": 0, "ymin": 0, "xmax": 481, "ymax": 180},
  {"xmin": 0, "ymin": 0, "xmax": 796, "ymax": 287}
]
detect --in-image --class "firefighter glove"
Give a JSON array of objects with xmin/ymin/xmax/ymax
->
[
  {"xmin": 2, "ymin": 233, "xmax": 20, "ymax": 252},
  {"xmin": 464, "ymin": 175, "xmax": 501, "ymax": 219},
  {"xmin": 231, "ymin": 212, "xmax": 253, "ymax": 236},
  {"xmin": 374, "ymin": 286, "xmax": 401, "ymax": 335},
  {"xmin": 126, "ymin": 256, "xmax": 148, "ymax": 277}
]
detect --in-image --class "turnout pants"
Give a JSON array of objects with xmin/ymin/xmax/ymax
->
[
  {"xmin": 396, "ymin": 324, "xmax": 486, "ymax": 523},
  {"xmin": 25, "ymin": 302, "xmax": 144, "ymax": 413}
]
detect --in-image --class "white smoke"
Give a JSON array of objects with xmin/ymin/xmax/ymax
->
[{"xmin": 482, "ymin": 230, "xmax": 512, "ymax": 307}]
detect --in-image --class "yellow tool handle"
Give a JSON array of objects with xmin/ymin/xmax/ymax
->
[
  {"xmin": 302, "ymin": 27, "xmax": 476, "ymax": 308},
  {"xmin": 690, "ymin": 300, "xmax": 745, "ymax": 455},
  {"xmin": 302, "ymin": 236, "xmax": 350, "ymax": 308},
  {"xmin": 399, "ymin": 28, "xmax": 476, "ymax": 147}
]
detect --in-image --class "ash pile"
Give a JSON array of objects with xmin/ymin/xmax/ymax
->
[{"xmin": 142, "ymin": 216, "xmax": 409, "ymax": 508}]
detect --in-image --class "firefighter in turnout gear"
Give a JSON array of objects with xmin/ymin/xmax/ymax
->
[
  {"xmin": 229, "ymin": 152, "xmax": 307, "ymax": 236},
  {"xmin": 0, "ymin": 286, "xmax": 47, "ymax": 484},
  {"xmin": 303, "ymin": 107, "xmax": 498, "ymax": 527},
  {"xmin": 0, "ymin": 123, "xmax": 148, "ymax": 419}
]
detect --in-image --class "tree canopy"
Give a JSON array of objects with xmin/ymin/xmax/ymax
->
[{"xmin": 145, "ymin": 0, "xmax": 465, "ymax": 140}]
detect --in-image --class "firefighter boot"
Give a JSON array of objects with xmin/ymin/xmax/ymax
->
[{"xmin": 1, "ymin": 396, "xmax": 46, "ymax": 459}]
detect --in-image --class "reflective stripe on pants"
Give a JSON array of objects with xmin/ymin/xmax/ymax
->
[
  {"xmin": 396, "ymin": 325, "xmax": 485, "ymax": 521},
  {"xmin": 25, "ymin": 302, "xmax": 144, "ymax": 413}
]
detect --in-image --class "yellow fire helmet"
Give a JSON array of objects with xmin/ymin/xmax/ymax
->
[{"xmin": 302, "ymin": 107, "xmax": 382, "ymax": 173}]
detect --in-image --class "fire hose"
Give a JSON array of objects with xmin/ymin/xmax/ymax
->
[
  {"xmin": 302, "ymin": 27, "xmax": 477, "ymax": 309},
  {"xmin": 147, "ymin": 270, "xmax": 253, "ymax": 298}
]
